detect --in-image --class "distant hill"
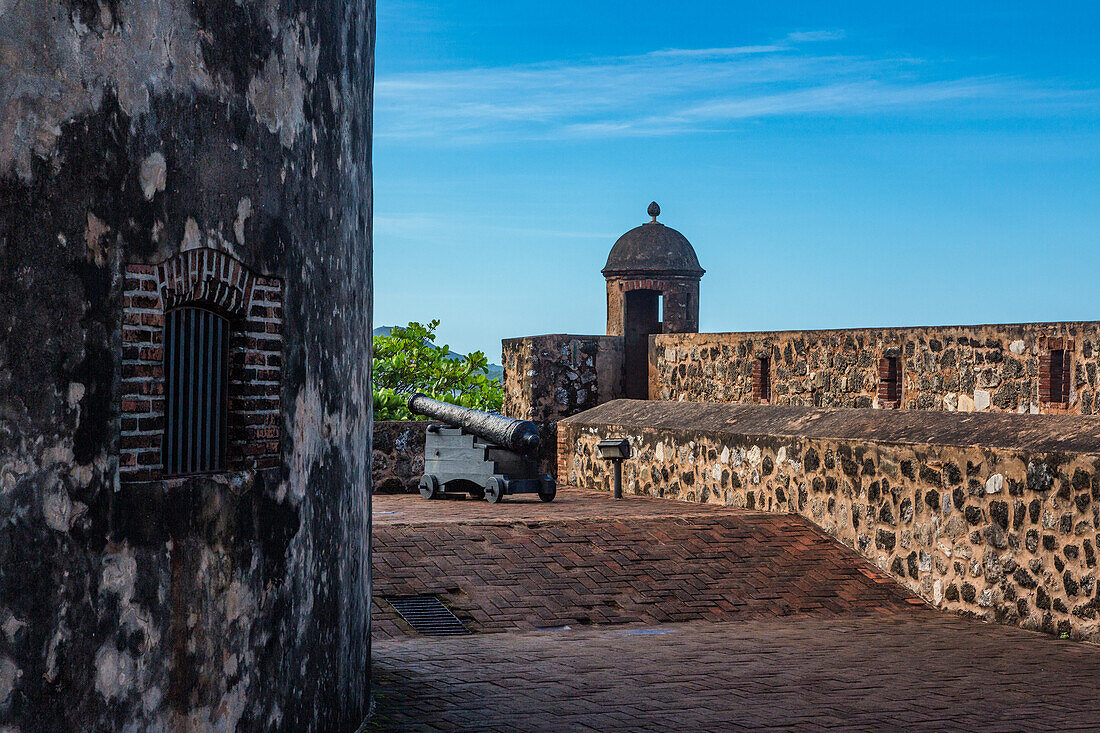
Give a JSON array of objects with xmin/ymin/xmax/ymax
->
[{"xmin": 373, "ymin": 326, "xmax": 503, "ymax": 382}]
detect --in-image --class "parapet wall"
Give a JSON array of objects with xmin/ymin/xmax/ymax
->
[
  {"xmin": 653, "ymin": 323, "xmax": 1100, "ymax": 414},
  {"xmin": 372, "ymin": 421, "xmax": 425, "ymax": 493},
  {"xmin": 559, "ymin": 400, "xmax": 1100, "ymax": 642},
  {"xmin": 502, "ymin": 334, "xmax": 623, "ymax": 473}
]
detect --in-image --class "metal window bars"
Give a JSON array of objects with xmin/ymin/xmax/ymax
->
[{"xmin": 163, "ymin": 307, "xmax": 229, "ymax": 475}]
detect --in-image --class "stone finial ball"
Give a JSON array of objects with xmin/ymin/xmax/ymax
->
[{"xmin": 648, "ymin": 201, "xmax": 660, "ymax": 219}]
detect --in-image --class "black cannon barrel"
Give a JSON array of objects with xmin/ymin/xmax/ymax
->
[{"xmin": 407, "ymin": 393, "xmax": 542, "ymax": 454}]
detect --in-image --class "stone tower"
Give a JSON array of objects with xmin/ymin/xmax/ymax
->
[
  {"xmin": 0, "ymin": 1, "xmax": 374, "ymax": 728},
  {"xmin": 602, "ymin": 202, "xmax": 704, "ymax": 399}
]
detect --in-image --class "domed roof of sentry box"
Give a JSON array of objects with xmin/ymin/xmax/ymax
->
[{"xmin": 602, "ymin": 202, "xmax": 705, "ymax": 278}]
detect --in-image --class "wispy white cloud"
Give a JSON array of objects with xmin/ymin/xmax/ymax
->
[
  {"xmin": 785, "ymin": 30, "xmax": 847, "ymax": 43},
  {"xmin": 375, "ymin": 31, "xmax": 1096, "ymax": 143},
  {"xmin": 647, "ymin": 45, "xmax": 788, "ymax": 58},
  {"xmin": 375, "ymin": 214, "xmax": 614, "ymax": 240}
]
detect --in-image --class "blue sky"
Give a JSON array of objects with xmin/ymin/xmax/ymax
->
[{"xmin": 374, "ymin": 1, "xmax": 1100, "ymax": 359}]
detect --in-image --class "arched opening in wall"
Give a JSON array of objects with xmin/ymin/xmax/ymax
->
[
  {"xmin": 163, "ymin": 306, "xmax": 230, "ymax": 475},
  {"xmin": 624, "ymin": 289, "xmax": 660, "ymax": 400}
]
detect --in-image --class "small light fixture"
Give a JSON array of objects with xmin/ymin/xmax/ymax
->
[{"xmin": 597, "ymin": 438, "xmax": 632, "ymax": 499}]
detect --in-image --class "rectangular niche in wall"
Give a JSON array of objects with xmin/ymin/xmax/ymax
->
[
  {"xmin": 753, "ymin": 357, "xmax": 771, "ymax": 404},
  {"xmin": 878, "ymin": 356, "xmax": 901, "ymax": 408},
  {"xmin": 1041, "ymin": 338, "xmax": 1072, "ymax": 405},
  {"xmin": 120, "ymin": 247, "xmax": 284, "ymax": 482}
]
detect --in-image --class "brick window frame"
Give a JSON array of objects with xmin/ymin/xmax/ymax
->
[
  {"xmin": 121, "ymin": 247, "xmax": 283, "ymax": 482},
  {"xmin": 1040, "ymin": 336, "xmax": 1073, "ymax": 407},
  {"xmin": 877, "ymin": 356, "xmax": 901, "ymax": 408},
  {"xmin": 752, "ymin": 356, "xmax": 771, "ymax": 404}
]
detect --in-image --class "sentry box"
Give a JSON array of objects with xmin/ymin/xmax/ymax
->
[{"xmin": 596, "ymin": 438, "xmax": 632, "ymax": 499}]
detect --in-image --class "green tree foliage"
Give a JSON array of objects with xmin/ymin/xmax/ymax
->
[{"xmin": 373, "ymin": 320, "xmax": 503, "ymax": 420}]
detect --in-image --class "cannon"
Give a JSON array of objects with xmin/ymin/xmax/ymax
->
[{"xmin": 408, "ymin": 393, "xmax": 556, "ymax": 503}]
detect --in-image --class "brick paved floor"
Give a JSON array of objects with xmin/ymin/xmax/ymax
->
[
  {"xmin": 373, "ymin": 488, "xmax": 919, "ymax": 636},
  {"xmin": 370, "ymin": 488, "xmax": 1100, "ymax": 730},
  {"xmin": 373, "ymin": 485, "xmax": 744, "ymax": 525},
  {"xmin": 370, "ymin": 614, "xmax": 1100, "ymax": 731}
]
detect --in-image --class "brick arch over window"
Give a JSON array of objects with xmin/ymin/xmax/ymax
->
[
  {"xmin": 157, "ymin": 247, "xmax": 257, "ymax": 317},
  {"xmin": 121, "ymin": 247, "xmax": 284, "ymax": 482}
]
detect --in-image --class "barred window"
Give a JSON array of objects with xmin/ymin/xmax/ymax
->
[{"xmin": 163, "ymin": 307, "xmax": 229, "ymax": 474}]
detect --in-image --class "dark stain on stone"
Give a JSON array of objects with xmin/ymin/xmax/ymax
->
[
  {"xmin": 72, "ymin": 323, "xmax": 113, "ymax": 468},
  {"xmin": 191, "ymin": 0, "xmax": 278, "ymax": 94},
  {"xmin": 66, "ymin": 0, "xmax": 123, "ymax": 30}
]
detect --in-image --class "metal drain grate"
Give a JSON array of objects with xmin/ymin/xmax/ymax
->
[{"xmin": 386, "ymin": 595, "xmax": 470, "ymax": 636}]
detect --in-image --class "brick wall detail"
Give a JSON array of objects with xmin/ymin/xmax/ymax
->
[{"xmin": 121, "ymin": 247, "xmax": 283, "ymax": 481}]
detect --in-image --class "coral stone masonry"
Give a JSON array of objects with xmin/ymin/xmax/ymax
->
[
  {"xmin": 501, "ymin": 334, "xmax": 623, "ymax": 473},
  {"xmin": 372, "ymin": 421, "xmax": 427, "ymax": 493},
  {"xmin": 653, "ymin": 324, "xmax": 1100, "ymax": 414},
  {"xmin": 559, "ymin": 400, "xmax": 1100, "ymax": 642}
]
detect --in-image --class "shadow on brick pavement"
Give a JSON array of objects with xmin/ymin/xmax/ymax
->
[
  {"xmin": 369, "ymin": 615, "xmax": 1100, "ymax": 732},
  {"xmin": 368, "ymin": 488, "xmax": 1100, "ymax": 730},
  {"xmin": 373, "ymin": 488, "xmax": 919, "ymax": 636}
]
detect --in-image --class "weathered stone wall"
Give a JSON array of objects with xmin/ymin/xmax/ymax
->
[
  {"xmin": 0, "ymin": 1, "xmax": 374, "ymax": 730},
  {"xmin": 372, "ymin": 421, "xmax": 425, "ymax": 494},
  {"xmin": 502, "ymin": 334, "xmax": 623, "ymax": 473},
  {"xmin": 560, "ymin": 401, "xmax": 1100, "ymax": 642},
  {"xmin": 654, "ymin": 323, "xmax": 1100, "ymax": 414}
]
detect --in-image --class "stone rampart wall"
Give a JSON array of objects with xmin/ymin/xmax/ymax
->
[
  {"xmin": 372, "ymin": 421, "xmax": 425, "ymax": 493},
  {"xmin": 502, "ymin": 334, "xmax": 623, "ymax": 473},
  {"xmin": 559, "ymin": 401, "xmax": 1100, "ymax": 642},
  {"xmin": 654, "ymin": 323, "xmax": 1100, "ymax": 415}
]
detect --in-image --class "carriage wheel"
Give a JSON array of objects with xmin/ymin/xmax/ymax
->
[
  {"xmin": 484, "ymin": 477, "xmax": 505, "ymax": 504},
  {"xmin": 418, "ymin": 474, "xmax": 441, "ymax": 500},
  {"xmin": 538, "ymin": 476, "xmax": 556, "ymax": 502}
]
